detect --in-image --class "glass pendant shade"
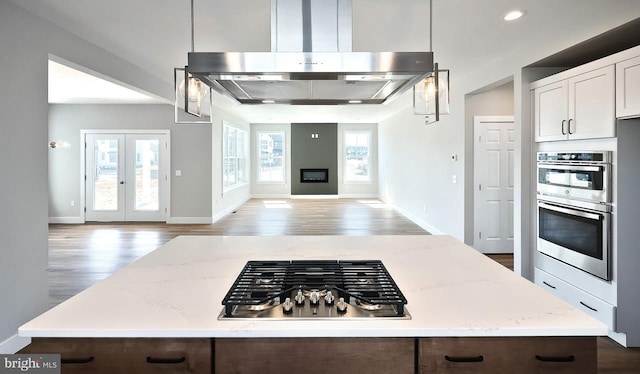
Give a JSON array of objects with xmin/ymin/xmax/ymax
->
[
  {"xmin": 413, "ymin": 65, "xmax": 450, "ymax": 122},
  {"xmin": 174, "ymin": 67, "xmax": 212, "ymax": 124}
]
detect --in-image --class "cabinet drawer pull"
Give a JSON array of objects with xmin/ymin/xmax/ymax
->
[
  {"xmin": 561, "ymin": 120, "xmax": 567, "ymax": 135},
  {"xmin": 579, "ymin": 301, "xmax": 598, "ymax": 312},
  {"xmin": 536, "ymin": 354, "xmax": 575, "ymax": 363},
  {"xmin": 61, "ymin": 356, "xmax": 94, "ymax": 364},
  {"xmin": 542, "ymin": 281, "xmax": 556, "ymax": 289},
  {"xmin": 146, "ymin": 356, "xmax": 186, "ymax": 364},
  {"xmin": 444, "ymin": 355, "xmax": 484, "ymax": 363}
]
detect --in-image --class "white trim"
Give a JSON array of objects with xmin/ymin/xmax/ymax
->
[
  {"xmin": 49, "ymin": 217, "xmax": 83, "ymax": 224},
  {"xmin": 291, "ymin": 195, "xmax": 339, "ymax": 199},
  {"xmin": 0, "ymin": 334, "xmax": 31, "ymax": 354},
  {"xmin": 388, "ymin": 202, "xmax": 446, "ymax": 235},
  {"xmin": 212, "ymin": 196, "xmax": 251, "ymax": 223},
  {"xmin": 81, "ymin": 130, "xmax": 171, "ymax": 223},
  {"xmin": 337, "ymin": 194, "xmax": 379, "ymax": 199},
  {"xmin": 251, "ymin": 194, "xmax": 293, "ymax": 199},
  {"xmin": 166, "ymin": 217, "xmax": 213, "ymax": 224},
  {"xmin": 256, "ymin": 130, "xmax": 286, "ymax": 184}
]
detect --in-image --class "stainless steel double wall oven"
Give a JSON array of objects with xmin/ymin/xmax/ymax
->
[{"xmin": 536, "ymin": 151, "xmax": 612, "ymax": 280}]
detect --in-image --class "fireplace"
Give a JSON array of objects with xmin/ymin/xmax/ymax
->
[{"xmin": 300, "ymin": 169, "xmax": 329, "ymax": 183}]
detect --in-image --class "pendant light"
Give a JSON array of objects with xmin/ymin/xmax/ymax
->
[
  {"xmin": 413, "ymin": 0, "xmax": 450, "ymax": 124},
  {"xmin": 174, "ymin": 0, "xmax": 212, "ymax": 123}
]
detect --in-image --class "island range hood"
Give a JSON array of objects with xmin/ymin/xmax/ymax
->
[{"xmin": 187, "ymin": 0, "xmax": 433, "ymax": 105}]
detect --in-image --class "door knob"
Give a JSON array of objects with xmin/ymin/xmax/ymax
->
[{"xmin": 119, "ymin": 181, "xmax": 125, "ymax": 184}]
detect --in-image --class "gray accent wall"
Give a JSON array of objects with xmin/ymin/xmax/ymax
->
[
  {"xmin": 48, "ymin": 104, "xmax": 213, "ymax": 221},
  {"xmin": 291, "ymin": 123, "xmax": 338, "ymax": 195}
]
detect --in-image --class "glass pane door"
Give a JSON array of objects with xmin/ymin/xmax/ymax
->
[
  {"xmin": 85, "ymin": 134, "xmax": 125, "ymax": 221},
  {"xmin": 125, "ymin": 134, "xmax": 167, "ymax": 221},
  {"xmin": 85, "ymin": 132, "xmax": 167, "ymax": 222}
]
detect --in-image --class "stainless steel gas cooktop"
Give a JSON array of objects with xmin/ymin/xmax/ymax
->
[{"xmin": 219, "ymin": 260, "xmax": 410, "ymax": 320}]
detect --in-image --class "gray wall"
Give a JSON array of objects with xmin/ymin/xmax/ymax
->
[
  {"xmin": 0, "ymin": 1, "xmax": 49, "ymax": 352},
  {"xmin": 615, "ymin": 118, "xmax": 640, "ymax": 346},
  {"xmin": 48, "ymin": 104, "xmax": 212, "ymax": 221},
  {"xmin": 291, "ymin": 123, "xmax": 338, "ymax": 195},
  {"xmin": 463, "ymin": 82, "xmax": 515, "ymax": 245},
  {"xmin": 0, "ymin": 1, "xmax": 173, "ymax": 352}
]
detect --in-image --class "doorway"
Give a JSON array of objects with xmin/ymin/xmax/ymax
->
[
  {"xmin": 83, "ymin": 131, "xmax": 170, "ymax": 222},
  {"xmin": 473, "ymin": 116, "xmax": 515, "ymax": 253}
]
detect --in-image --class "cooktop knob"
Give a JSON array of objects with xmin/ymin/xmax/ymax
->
[
  {"xmin": 282, "ymin": 297, "xmax": 294, "ymax": 313},
  {"xmin": 294, "ymin": 290, "xmax": 305, "ymax": 305},
  {"xmin": 336, "ymin": 297, "xmax": 348, "ymax": 313},
  {"xmin": 309, "ymin": 291, "xmax": 320, "ymax": 306},
  {"xmin": 324, "ymin": 291, "xmax": 335, "ymax": 305}
]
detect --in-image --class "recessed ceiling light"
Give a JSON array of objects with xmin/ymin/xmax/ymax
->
[{"xmin": 503, "ymin": 10, "xmax": 525, "ymax": 21}]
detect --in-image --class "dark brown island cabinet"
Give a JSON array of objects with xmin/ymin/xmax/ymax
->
[{"xmin": 23, "ymin": 336, "xmax": 596, "ymax": 374}]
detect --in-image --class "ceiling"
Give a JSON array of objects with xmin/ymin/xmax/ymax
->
[{"xmin": 12, "ymin": 0, "xmax": 640, "ymax": 122}]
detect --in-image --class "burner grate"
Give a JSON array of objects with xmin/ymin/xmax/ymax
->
[{"xmin": 222, "ymin": 260, "xmax": 407, "ymax": 317}]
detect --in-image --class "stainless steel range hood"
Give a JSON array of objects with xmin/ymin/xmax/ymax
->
[{"xmin": 187, "ymin": 0, "xmax": 433, "ymax": 105}]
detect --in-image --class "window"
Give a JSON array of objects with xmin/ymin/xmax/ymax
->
[
  {"xmin": 257, "ymin": 131, "xmax": 285, "ymax": 183},
  {"xmin": 223, "ymin": 124, "xmax": 248, "ymax": 191},
  {"xmin": 344, "ymin": 131, "xmax": 371, "ymax": 183}
]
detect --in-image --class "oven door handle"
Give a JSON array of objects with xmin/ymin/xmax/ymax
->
[
  {"xmin": 537, "ymin": 164, "xmax": 603, "ymax": 172},
  {"xmin": 538, "ymin": 201, "xmax": 602, "ymax": 220}
]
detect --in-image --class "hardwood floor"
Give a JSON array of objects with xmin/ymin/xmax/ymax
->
[{"xmin": 47, "ymin": 198, "xmax": 640, "ymax": 372}]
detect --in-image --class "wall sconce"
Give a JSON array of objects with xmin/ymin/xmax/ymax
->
[{"xmin": 49, "ymin": 141, "xmax": 70, "ymax": 149}]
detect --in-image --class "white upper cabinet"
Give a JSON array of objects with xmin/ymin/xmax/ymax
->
[
  {"xmin": 616, "ymin": 55, "xmax": 640, "ymax": 119},
  {"xmin": 533, "ymin": 65, "xmax": 615, "ymax": 142}
]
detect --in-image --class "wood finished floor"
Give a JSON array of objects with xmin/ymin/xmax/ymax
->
[{"xmin": 47, "ymin": 198, "xmax": 639, "ymax": 372}]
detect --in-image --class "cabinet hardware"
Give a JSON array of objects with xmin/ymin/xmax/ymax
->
[
  {"xmin": 561, "ymin": 120, "xmax": 567, "ymax": 135},
  {"xmin": 542, "ymin": 281, "xmax": 556, "ymax": 289},
  {"xmin": 579, "ymin": 301, "xmax": 598, "ymax": 312},
  {"xmin": 568, "ymin": 119, "xmax": 574, "ymax": 134},
  {"xmin": 444, "ymin": 355, "xmax": 484, "ymax": 363},
  {"xmin": 62, "ymin": 356, "xmax": 94, "ymax": 364},
  {"xmin": 535, "ymin": 355, "xmax": 575, "ymax": 362},
  {"xmin": 146, "ymin": 356, "xmax": 186, "ymax": 364}
]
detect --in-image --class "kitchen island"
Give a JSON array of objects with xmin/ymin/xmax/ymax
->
[{"xmin": 20, "ymin": 235, "xmax": 606, "ymax": 373}]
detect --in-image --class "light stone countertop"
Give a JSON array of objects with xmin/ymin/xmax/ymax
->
[{"xmin": 19, "ymin": 235, "xmax": 607, "ymax": 338}]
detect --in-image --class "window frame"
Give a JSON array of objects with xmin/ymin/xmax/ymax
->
[
  {"xmin": 343, "ymin": 130, "xmax": 372, "ymax": 184},
  {"xmin": 256, "ymin": 130, "xmax": 286, "ymax": 184},
  {"xmin": 222, "ymin": 123, "xmax": 248, "ymax": 192}
]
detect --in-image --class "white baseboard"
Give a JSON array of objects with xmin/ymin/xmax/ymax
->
[
  {"xmin": 291, "ymin": 195, "xmax": 339, "ymax": 199},
  {"xmin": 49, "ymin": 217, "xmax": 83, "ymax": 224},
  {"xmin": 0, "ymin": 334, "xmax": 31, "ymax": 354},
  {"xmin": 212, "ymin": 196, "xmax": 251, "ymax": 224},
  {"xmin": 251, "ymin": 194, "xmax": 293, "ymax": 199},
  {"xmin": 166, "ymin": 217, "xmax": 213, "ymax": 224},
  {"xmin": 338, "ymin": 194, "xmax": 379, "ymax": 199},
  {"xmin": 385, "ymin": 202, "xmax": 445, "ymax": 235}
]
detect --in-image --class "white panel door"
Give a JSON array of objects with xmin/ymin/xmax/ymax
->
[
  {"xmin": 473, "ymin": 116, "xmax": 515, "ymax": 254},
  {"xmin": 85, "ymin": 132, "xmax": 168, "ymax": 222}
]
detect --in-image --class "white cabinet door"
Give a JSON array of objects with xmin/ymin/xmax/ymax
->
[
  {"xmin": 616, "ymin": 55, "xmax": 640, "ymax": 119},
  {"xmin": 534, "ymin": 80, "xmax": 568, "ymax": 142},
  {"xmin": 568, "ymin": 65, "xmax": 616, "ymax": 139},
  {"xmin": 533, "ymin": 65, "xmax": 615, "ymax": 142}
]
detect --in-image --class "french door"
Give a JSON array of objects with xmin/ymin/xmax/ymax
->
[{"xmin": 84, "ymin": 132, "xmax": 169, "ymax": 222}]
